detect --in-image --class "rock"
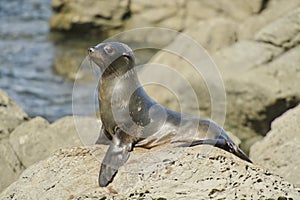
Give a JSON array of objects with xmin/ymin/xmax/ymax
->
[
  {"xmin": 128, "ymin": 0, "xmax": 185, "ymax": 31},
  {"xmin": 56, "ymin": 116, "xmax": 100, "ymax": 146},
  {"xmin": 255, "ymin": 7, "xmax": 300, "ymax": 49},
  {"xmin": 8, "ymin": 116, "xmax": 88, "ymax": 168},
  {"xmin": 250, "ymin": 105, "xmax": 300, "ymax": 186},
  {"xmin": 214, "ymin": 40, "xmax": 283, "ymax": 76},
  {"xmin": 184, "ymin": 0, "xmax": 265, "ymax": 28},
  {"xmin": 139, "ymin": 36, "xmax": 212, "ymax": 119},
  {"xmin": 139, "ymin": 38, "xmax": 285, "ymax": 149},
  {"xmin": 184, "ymin": 18, "xmax": 238, "ymax": 52},
  {"xmin": 131, "ymin": 0, "xmax": 265, "ymax": 31},
  {"xmin": 238, "ymin": 0, "xmax": 300, "ymax": 40},
  {"xmin": 213, "ymin": 39, "xmax": 300, "ymax": 149},
  {"xmin": 222, "ymin": 44, "xmax": 300, "ymax": 139},
  {"xmin": 1, "ymin": 145, "xmax": 299, "ymax": 199},
  {"xmin": 47, "ymin": 116, "xmax": 85, "ymax": 146},
  {"xmin": 53, "ymin": 48, "xmax": 85, "ymax": 79},
  {"xmin": 9, "ymin": 117, "xmax": 51, "ymax": 168},
  {"xmin": 50, "ymin": 0, "xmax": 266, "ymax": 35},
  {"xmin": 0, "ymin": 139, "xmax": 25, "ymax": 192},
  {"xmin": 50, "ymin": 0, "xmax": 130, "ymax": 32},
  {"xmin": 0, "ymin": 89, "xmax": 27, "ymax": 192},
  {"xmin": 0, "ymin": 89, "xmax": 28, "ymax": 139},
  {"xmin": 130, "ymin": 0, "xmax": 181, "ymax": 13},
  {"xmin": 141, "ymin": 6, "xmax": 300, "ymax": 152},
  {"xmin": 0, "ymin": 111, "xmax": 98, "ymax": 193},
  {"xmin": 138, "ymin": 8, "xmax": 177, "ymax": 24},
  {"xmin": 246, "ymin": 0, "xmax": 266, "ymax": 13},
  {"xmin": 192, "ymin": 0, "xmax": 262, "ymax": 21}
]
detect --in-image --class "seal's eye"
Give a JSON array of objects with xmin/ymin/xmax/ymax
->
[
  {"xmin": 104, "ymin": 45, "xmax": 114, "ymax": 55},
  {"xmin": 88, "ymin": 47, "xmax": 95, "ymax": 54}
]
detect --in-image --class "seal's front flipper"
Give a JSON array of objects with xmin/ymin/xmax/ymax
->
[
  {"xmin": 98, "ymin": 142, "xmax": 131, "ymax": 187},
  {"xmin": 95, "ymin": 127, "xmax": 111, "ymax": 145},
  {"xmin": 179, "ymin": 137, "xmax": 252, "ymax": 163}
]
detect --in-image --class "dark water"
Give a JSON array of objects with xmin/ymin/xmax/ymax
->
[
  {"xmin": 0, "ymin": 0, "xmax": 157, "ymax": 122},
  {"xmin": 0, "ymin": 0, "xmax": 90, "ymax": 122}
]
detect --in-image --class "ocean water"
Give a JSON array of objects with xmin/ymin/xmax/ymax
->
[{"xmin": 0, "ymin": 0, "xmax": 84, "ymax": 121}]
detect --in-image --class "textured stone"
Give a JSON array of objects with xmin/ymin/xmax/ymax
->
[
  {"xmin": 185, "ymin": 0, "xmax": 263, "ymax": 26},
  {"xmin": 9, "ymin": 117, "xmax": 51, "ymax": 168},
  {"xmin": 250, "ymin": 105, "xmax": 300, "ymax": 186},
  {"xmin": 139, "ymin": 35, "xmax": 213, "ymax": 119},
  {"xmin": 0, "ymin": 89, "xmax": 28, "ymax": 139},
  {"xmin": 126, "ymin": 0, "xmax": 185, "ymax": 31},
  {"xmin": 50, "ymin": 0, "xmax": 130, "ymax": 32},
  {"xmin": 196, "ymin": 0, "xmax": 260, "ymax": 21},
  {"xmin": 185, "ymin": 18, "xmax": 238, "ymax": 52},
  {"xmin": 139, "ymin": 6, "xmax": 300, "ymax": 152},
  {"xmin": 53, "ymin": 48, "xmax": 85, "ymax": 79},
  {"xmin": 255, "ymin": 7, "xmax": 300, "ymax": 49},
  {"xmin": 0, "ymin": 139, "xmax": 25, "ymax": 192},
  {"xmin": 0, "ymin": 115, "xmax": 98, "ymax": 193},
  {"xmin": 225, "ymin": 44, "xmax": 300, "ymax": 138},
  {"xmin": 50, "ymin": 0, "xmax": 266, "ymax": 34},
  {"xmin": 213, "ymin": 41, "xmax": 300, "ymax": 149},
  {"xmin": 238, "ymin": 0, "xmax": 300, "ymax": 40},
  {"xmin": 8, "ymin": 116, "xmax": 87, "ymax": 168},
  {"xmin": 139, "ymin": 37, "xmax": 288, "ymax": 147},
  {"xmin": 0, "ymin": 145, "xmax": 299, "ymax": 199},
  {"xmin": 214, "ymin": 40, "xmax": 284, "ymax": 76}
]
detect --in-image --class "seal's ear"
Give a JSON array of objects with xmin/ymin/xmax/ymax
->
[
  {"xmin": 122, "ymin": 52, "xmax": 132, "ymax": 60},
  {"xmin": 98, "ymin": 142, "xmax": 131, "ymax": 187},
  {"xmin": 122, "ymin": 52, "xmax": 134, "ymax": 67}
]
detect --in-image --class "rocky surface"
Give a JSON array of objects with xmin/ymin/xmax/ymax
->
[
  {"xmin": 0, "ymin": 90, "xmax": 28, "ymax": 139},
  {"xmin": 50, "ymin": 0, "xmax": 130, "ymax": 33},
  {"xmin": 238, "ymin": 0, "xmax": 300, "ymax": 40},
  {"xmin": 1, "ymin": 145, "xmax": 300, "ymax": 199},
  {"xmin": 1, "ymin": 0, "xmax": 300, "ymax": 198},
  {"xmin": 0, "ymin": 139, "xmax": 25, "ymax": 193},
  {"xmin": 50, "ymin": 0, "xmax": 267, "ymax": 34},
  {"xmin": 50, "ymin": 0, "xmax": 300, "ymax": 46},
  {"xmin": 0, "ymin": 90, "xmax": 28, "ymax": 191},
  {"xmin": 139, "ymin": 6, "xmax": 300, "ymax": 153},
  {"xmin": 184, "ymin": 17, "xmax": 238, "ymax": 52},
  {"xmin": 0, "ymin": 88, "xmax": 99, "ymax": 192},
  {"xmin": 50, "ymin": 1, "xmax": 300, "ymax": 153},
  {"xmin": 250, "ymin": 105, "xmax": 300, "ymax": 187},
  {"xmin": 214, "ymin": 7, "xmax": 300, "ymax": 149},
  {"xmin": 9, "ymin": 116, "xmax": 83, "ymax": 168}
]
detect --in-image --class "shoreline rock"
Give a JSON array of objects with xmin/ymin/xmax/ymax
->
[
  {"xmin": 1, "ymin": 0, "xmax": 300, "ymax": 197},
  {"xmin": 0, "ymin": 89, "xmax": 28, "ymax": 191},
  {"xmin": 1, "ymin": 145, "xmax": 299, "ymax": 199},
  {"xmin": 0, "ymin": 84, "xmax": 299, "ymax": 198},
  {"xmin": 0, "ymin": 89, "xmax": 28, "ymax": 140},
  {"xmin": 139, "ymin": 7, "xmax": 300, "ymax": 153},
  {"xmin": 0, "ymin": 88, "xmax": 100, "ymax": 192},
  {"xmin": 49, "ymin": 2, "xmax": 300, "ymax": 152},
  {"xmin": 250, "ymin": 104, "xmax": 300, "ymax": 187}
]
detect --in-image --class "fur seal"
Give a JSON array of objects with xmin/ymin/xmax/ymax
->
[{"xmin": 88, "ymin": 42, "xmax": 252, "ymax": 187}]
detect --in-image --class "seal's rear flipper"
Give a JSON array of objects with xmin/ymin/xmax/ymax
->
[
  {"xmin": 99, "ymin": 143, "xmax": 131, "ymax": 187},
  {"xmin": 179, "ymin": 137, "xmax": 252, "ymax": 163}
]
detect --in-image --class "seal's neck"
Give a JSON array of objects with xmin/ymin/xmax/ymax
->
[
  {"xmin": 98, "ymin": 69, "xmax": 140, "ymax": 101},
  {"xmin": 98, "ymin": 69, "xmax": 142, "ymax": 128}
]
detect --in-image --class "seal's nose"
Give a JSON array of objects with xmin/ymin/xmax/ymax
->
[{"xmin": 88, "ymin": 47, "xmax": 95, "ymax": 54}]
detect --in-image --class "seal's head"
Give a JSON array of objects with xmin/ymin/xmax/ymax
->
[{"xmin": 88, "ymin": 42, "xmax": 135, "ymax": 77}]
